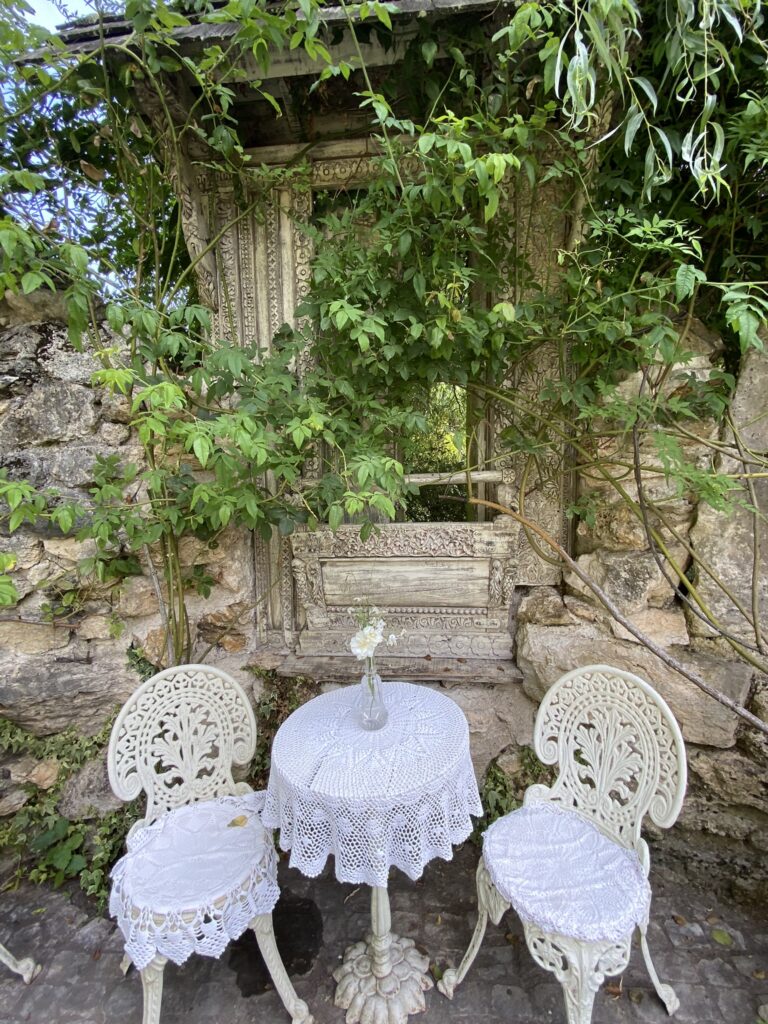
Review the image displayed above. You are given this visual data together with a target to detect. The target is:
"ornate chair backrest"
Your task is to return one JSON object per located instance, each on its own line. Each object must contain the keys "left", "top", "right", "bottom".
{"left": 525, "top": 665, "right": 686, "bottom": 868}
{"left": 108, "top": 664, "right": 257, "bottom": 827}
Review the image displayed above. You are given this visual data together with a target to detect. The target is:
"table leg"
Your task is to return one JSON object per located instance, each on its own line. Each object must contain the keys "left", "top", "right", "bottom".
{"left": 333, "top": 886, "right": 433, "bottom": 1024}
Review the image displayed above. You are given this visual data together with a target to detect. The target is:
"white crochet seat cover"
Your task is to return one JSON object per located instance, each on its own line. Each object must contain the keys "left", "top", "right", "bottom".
{"left": 109, "top": 791, "right": 279, "bottom": 970}
{"left": 483, "top": 802, "right": 651, "bottom": 943}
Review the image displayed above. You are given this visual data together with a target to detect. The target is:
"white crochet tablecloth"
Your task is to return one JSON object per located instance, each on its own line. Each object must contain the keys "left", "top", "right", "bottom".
{"left": 110, "top": 791, "right": 279, "bottom": 970}
{"left": 262, "top": 681, "right": 482, "bottom": 887}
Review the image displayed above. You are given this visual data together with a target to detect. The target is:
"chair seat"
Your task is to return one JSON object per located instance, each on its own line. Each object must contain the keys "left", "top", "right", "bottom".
{"left": 482, "top": 802, "right": 651, "bottom": 944}
{"left": 109, "top": 791, "right": 279, "bottom": 969}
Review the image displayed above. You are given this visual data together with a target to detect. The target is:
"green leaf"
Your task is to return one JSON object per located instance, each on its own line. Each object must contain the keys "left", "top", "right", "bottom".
{"left": 421, "top": 39, "right": 438, "bottom": 66}
{"left": 192, "top": 434, "right": 211, "bottom": 467}
{"left": 21, "top": 271, "right": 43, "bottom": 294}
{"left": 710, "top": 928, "right": 733, "bottom": 947}
{"left": 675, "top": 263, "right": 706, "bottom": 302}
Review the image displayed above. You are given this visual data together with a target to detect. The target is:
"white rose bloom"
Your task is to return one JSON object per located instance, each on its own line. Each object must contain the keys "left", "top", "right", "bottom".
{"left": 350, "top": 625, "right": 382, "bottom": 660}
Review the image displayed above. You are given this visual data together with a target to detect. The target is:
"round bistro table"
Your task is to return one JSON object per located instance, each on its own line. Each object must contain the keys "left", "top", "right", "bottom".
{"left": 262, "top": 681, "right": 482, "bottom": 1024}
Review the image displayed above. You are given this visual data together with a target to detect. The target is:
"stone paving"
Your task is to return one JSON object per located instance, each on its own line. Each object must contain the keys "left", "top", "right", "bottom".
{"left": 0, "top": 842, "right": 766, "bottom": 1024}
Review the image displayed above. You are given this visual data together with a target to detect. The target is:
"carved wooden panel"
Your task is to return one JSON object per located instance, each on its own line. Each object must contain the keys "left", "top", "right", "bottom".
{"left": 290, "top": 522, "right": 523, "bottom": 660}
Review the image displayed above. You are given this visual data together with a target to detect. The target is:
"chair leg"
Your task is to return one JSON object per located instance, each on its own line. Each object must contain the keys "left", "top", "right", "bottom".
{"left": 251, "top": 913, "right": 313, "bottom": 1024}
{"left": 639, "top": 922, "right": 680, "bottom": 1015}
{"left": 438, "top": 859, "right": 510, "bottom": 999}
{"left": 140, "top": 955, "right": 167, "bottom": 1024}
{"left": 437, "top": 908, "right": 488, "bottom": 999}
{"left": 0, "top": 942, "right": 40, "bottom": 984}
{"left": 524, "top": 924, "right": 632, "bottom": 1024}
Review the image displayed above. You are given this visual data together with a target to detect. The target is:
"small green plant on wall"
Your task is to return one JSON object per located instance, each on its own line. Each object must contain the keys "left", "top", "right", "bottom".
{"left": 472, "top": 747, "right": 555, "bottom": 842}
{"left": 248, "top": 669, "right": 319, "bottom": 790}
{"left": 0, "top": 709, "right": 140, "bottom": 908}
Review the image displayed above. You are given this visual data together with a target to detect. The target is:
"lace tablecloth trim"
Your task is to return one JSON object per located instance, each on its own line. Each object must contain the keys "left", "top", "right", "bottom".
{"left": 110, "top": 792, "right": 279, "bottom": 970}
{"left": 264, "top": 756, "right": 482, "bottom": 887}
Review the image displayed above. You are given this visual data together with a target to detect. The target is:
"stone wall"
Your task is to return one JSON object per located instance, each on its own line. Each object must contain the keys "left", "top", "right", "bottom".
{"left": 514, "top": 329, "right": 768, "bottom": 891}
{"left": 0, "top": 318, "right": 263, "bottom": 819}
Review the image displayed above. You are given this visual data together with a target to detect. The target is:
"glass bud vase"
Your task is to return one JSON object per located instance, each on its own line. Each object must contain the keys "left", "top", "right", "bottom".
{"left": 359, "top": 662, "right": 388, "bottom": 731}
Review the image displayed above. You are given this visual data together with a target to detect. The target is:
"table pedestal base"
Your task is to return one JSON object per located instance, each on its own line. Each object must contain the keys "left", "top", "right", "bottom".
{"left": 333, "top": 887, "right": 433, "bottom": 1024}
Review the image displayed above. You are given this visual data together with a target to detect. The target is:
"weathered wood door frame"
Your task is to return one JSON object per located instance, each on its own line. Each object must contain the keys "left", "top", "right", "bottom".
{"left": 203, "top": 139, "right": 566, "bottom": 675}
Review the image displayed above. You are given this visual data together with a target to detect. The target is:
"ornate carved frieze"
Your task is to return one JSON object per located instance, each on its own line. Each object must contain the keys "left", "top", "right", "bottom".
{"left": 292, "top": 524, "right": 481, "bottom": 559}
{"left": 324, "top": 610, "right": 505, "bottom": 632}
{"left": 298, "top": 629, "right": 512, "bottom": 659}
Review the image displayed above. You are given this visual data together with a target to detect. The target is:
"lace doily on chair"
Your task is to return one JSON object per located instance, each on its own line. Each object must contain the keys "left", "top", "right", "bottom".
{"left": 483, "top": 802, "right": 651, "bottom": 943}
{"left": 109, "top": 791, "right": 279, "bottom": 970}
{"left": 262, "top": 682, "right": 482, "bottom": 887}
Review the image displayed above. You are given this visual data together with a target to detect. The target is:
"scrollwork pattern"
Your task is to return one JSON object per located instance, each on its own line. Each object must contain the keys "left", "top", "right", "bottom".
{"left": 532, "top": 666, "right": 686, "bottom": 851}
{"left": 108, "top": 665, "right": 257, "bottom": 824}
{"left": 524, "top": 922, "right": 631, "bottom": 1024}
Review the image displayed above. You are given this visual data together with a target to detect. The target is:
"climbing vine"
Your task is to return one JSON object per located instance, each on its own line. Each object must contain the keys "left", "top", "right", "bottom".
{"left": 0, "top": 0, "right": 766, "bottom": 676}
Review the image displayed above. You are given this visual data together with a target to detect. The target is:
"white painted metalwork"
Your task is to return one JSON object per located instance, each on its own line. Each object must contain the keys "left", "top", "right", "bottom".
{"left": 0, "top": 943, "right": 40, "bottom": 984}
{"left": 438, "top": 664, "right": 687, "bottom": 1024}
{"left": 263, "top": 681, "right": 482, "bottom": 1024}
{"left": 107, "top": 664, "right": 312, "bottom": 1024}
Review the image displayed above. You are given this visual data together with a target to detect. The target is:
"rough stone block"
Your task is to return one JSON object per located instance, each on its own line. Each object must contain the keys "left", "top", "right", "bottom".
{"left": 517, "top": 586, "right": 575, "bottom": 626}
{"left": 118, "top": 576, "right": 160, "bottom": 618}
{"left": 609, "top": 606, "right": 689, "bottom": 647}
{"left": 428, "top": 681, "right": 536, "bottom": 777}
{"left": 57, "top": 754, "right": 123, "bottom": 820}
{"left": 77, "top": 615, "right": 113, "bottom": 640}
{"left": 0, "top": 380, "right": 97, "bottom": 448}
{"left": 0, "top": 621, "right": 70, "bottom": 655}
{"left": 517, "top": 622, "right": 754, "bottom": 747}
{"left": 565, "top": 548, "right": 686, "bottom": 616}
{"left": 688, "top": 747, "right": 768, "bottom": 816}
{"left": 42, "top": 535, "right": 98, "bottom": 563}
{"left": 687, "top": 348, "right": 768, "bottom": 646}
{"left": 0, "top": 643, "right": 140, "bottom": 735}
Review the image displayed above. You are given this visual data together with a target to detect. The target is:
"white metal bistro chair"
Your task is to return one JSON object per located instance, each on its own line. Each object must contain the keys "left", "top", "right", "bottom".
{"left": 438, "top": 664, "right": 687, "bottom": 1024}
{"left": 107, "top": 664, "right": 312, "bottom": 1024}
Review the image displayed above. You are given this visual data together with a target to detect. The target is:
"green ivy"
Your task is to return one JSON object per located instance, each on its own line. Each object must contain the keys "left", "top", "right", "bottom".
{"left": 0, "top": 700, "right": 140, "bottom": 907}
{"left": 248, "top": 669, "right": 319, "bottom": 790}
